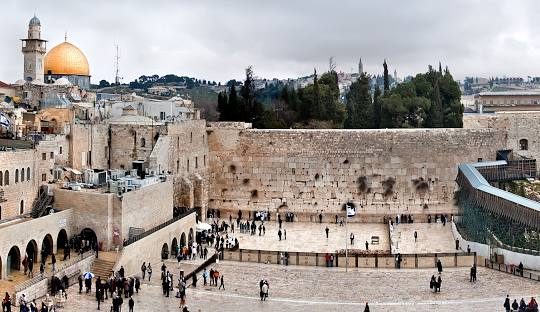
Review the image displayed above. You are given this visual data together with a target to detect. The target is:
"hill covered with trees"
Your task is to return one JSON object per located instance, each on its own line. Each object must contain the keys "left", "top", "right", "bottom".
{"left": 217, "top": 62, "right": 463, "bottom": 129}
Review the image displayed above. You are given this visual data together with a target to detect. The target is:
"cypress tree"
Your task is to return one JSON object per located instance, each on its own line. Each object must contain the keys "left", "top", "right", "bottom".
{"left": 373, "top": 85, "right": 382, "bottom": 128}
{"left": 428, "top": 79, "right": 444, "bottom": 127}
{"left": 383, "top": 59, "right": 390, "bottom": 92}
{"left": 217, "top": 92, "right": 226, "bottom": 121}
{"left": 228, "top": 83, "right": 240, "bottom": 120}
{"left": 344, "top": 73, "right": 373, "bottom": 129}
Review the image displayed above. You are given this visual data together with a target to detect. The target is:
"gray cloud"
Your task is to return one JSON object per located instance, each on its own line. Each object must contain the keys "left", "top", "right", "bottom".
{"left": 1, "top": 0, "right": 539, "bottom": 84}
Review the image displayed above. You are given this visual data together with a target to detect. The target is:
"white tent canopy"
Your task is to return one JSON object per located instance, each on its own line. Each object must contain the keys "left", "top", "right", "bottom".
{"left": 196, "top": 222, "right": 211, "bottom": 232}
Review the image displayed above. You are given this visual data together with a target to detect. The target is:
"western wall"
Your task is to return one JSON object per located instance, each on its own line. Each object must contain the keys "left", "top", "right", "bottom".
{"left": 207, "top": 123, "right": 506, "bottom": 221}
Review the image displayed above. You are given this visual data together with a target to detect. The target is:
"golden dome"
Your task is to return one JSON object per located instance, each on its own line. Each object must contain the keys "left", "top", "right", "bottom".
{"left": 44, "top": 41, "right": 90, "bottom": 76}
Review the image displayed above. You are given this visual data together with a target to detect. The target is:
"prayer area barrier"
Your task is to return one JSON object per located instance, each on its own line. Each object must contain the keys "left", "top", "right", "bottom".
{"left": 221, "top": 248, "right": 476, "bottom": 269}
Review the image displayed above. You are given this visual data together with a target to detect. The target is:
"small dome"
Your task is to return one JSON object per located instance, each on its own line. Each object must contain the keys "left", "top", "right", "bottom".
{"left": 13, "top": 79, "right": 26, "bottom": 86}
{"left": 44, "top": 41, "right": 90, "bottom": 76}
{"left": 29, "top": 16, "right": 41, "bottom": 27}
{"left": 54, "top": 77, "right": 72, "bottom": 86}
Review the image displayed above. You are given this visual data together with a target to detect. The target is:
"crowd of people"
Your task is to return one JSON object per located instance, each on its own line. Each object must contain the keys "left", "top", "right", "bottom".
{"left": 504, "top": 295, "right": 538, "bottom": 312}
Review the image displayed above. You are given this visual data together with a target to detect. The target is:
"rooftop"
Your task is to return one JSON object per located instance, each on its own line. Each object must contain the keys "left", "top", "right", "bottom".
{"left": 477, "top": 91, "right": 540, "bottom": 97}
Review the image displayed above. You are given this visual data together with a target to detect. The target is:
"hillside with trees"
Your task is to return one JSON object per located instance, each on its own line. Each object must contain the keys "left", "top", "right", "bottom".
{"left": 217, "top": 62, "right": 463, "bottom": 129}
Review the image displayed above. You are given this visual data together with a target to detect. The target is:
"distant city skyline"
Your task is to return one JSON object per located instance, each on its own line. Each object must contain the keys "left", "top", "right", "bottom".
{"left": 1, "top": 0, "right": 540, "bottom": 84}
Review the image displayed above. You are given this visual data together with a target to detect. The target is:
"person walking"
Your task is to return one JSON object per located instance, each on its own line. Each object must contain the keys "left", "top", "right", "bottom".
{"left": 470, "top": 265, "right": 477, "bottom": 282}
{"left": 147, "top": 264, "right": 152, "bottom": 282}
{"left": 261, "top": 281, "right": 269, "bottom": 301}
{"left": 284, "top": 229, "right": 286, "bottom": 240}
{"left": 51, "top": 253, "right": 56, "bottom": 273}
{"left": 218, "top": 275, "right": 225, "bottom": 290}
{"left": 437, "top": 259, "right": 443, "bottom": 274}
{"left": 436, "top": 275, "right": 442, "bottom": 292}
{"left": 319, "top": 213, "right": 323, "bottom": 223}
{"left": 363, "top": 302, "right": 370, "bottom": 312}
{"left": 2, "top": 292, "right": 11, "bottom": 312}
{"left": 350, "top": 233, "right": 354, "bottom": 245}
{"left": 504, "top": 295, "right": 511, "bottom": 312}
{"left": 365, "top": 241, "right": 369, "bottom": 251}
{"left": 141, "top": 262, "right": 146, "bottom": 280}
{"left": 512, "top": 299, "right": 519, "bottom": 311}
{"left": 325, "top": 227, "right": 329, "bottom": 239}
{"left": 128, "top": 296, "right": 134, "bottom": 312}
{"left": 414, "top": 231, "right": 418, "bottom": 243}
{"left": 202, "top": 268, "right": 208, "bottom": 286}
{"left": 278, "top": 229, "right": 282, "bottom": 241}
{"left": 78, "top": 274, "right": 83, "bottom": 293}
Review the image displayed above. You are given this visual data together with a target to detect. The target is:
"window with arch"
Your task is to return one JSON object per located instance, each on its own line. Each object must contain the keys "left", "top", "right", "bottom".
{"left": 0, "top": 171, "right": 2, "bottom": 186}
{"left": 15, "top": 169, "right": 19, "bottom": 183}
{"left": 4, "top": 170, "right": 9, "bottom": 185}
{"left": 190, "top": 132, "right": 193, "bottom": 143}
{"left": 20, "top": 200, "right": 24, "bottom": 215}
{"left": 27, "top": 167, "right": 30, "bottom": 181}
{"left": 519, "top": 139, "right": 529, "bottom": 151}
{"left": 21, "top": 168, "right": 25, "bottom": 182}
{"left": 141, "top": 137, "right": 146, "bottom": 148}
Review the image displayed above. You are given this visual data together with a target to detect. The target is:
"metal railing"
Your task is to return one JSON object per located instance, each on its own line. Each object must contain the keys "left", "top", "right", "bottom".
{"left": 123, "top": 209, "right": 196, "bottom": 247}
{"left": 14, "top": 250, "right": 95, "bottom": 293}
{"left": 484, "top": 259, "right": 540, "bottom": 281}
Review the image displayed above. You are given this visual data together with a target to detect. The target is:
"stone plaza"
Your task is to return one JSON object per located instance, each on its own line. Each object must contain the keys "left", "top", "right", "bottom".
{"left": 61, "top": 260, "right": 539, "bottom": 312}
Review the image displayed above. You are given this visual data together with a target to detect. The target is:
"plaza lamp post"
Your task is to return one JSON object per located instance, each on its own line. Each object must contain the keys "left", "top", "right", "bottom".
{"left": 344, "top": 202, "right": 356, "bottom": 273}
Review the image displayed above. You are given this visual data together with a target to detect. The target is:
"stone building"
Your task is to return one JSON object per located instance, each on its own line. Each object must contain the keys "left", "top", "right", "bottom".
{"left": 474, "top": 91, "right": 540, "bottom": 112}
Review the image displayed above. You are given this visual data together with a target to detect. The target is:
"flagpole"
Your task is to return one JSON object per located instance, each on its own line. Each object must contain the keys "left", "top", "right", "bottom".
{"left": 345, "top": 205, "right": 348, "bottom": 273}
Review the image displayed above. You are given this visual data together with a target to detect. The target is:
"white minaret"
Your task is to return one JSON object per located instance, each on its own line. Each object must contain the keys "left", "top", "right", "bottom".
{"left": 21, "top": 15, "right": 47, "bottom": 82}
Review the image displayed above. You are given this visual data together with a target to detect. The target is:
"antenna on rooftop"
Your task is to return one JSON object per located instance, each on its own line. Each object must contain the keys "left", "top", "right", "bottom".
{"left": 329, "top": 57, "right": 336, "bottom": 73}
{"left": 114, "top": 44, "right": 123, "bottom": 86}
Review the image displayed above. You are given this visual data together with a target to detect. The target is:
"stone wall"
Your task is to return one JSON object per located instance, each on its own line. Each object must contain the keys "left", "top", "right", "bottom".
{"left": 166, "top": 120, "right": 209, "bottom": 212}
{"left": 54, "top": 188, "right": 114, "bottom": 249}
{"left": 54, "top": 180, "right": 173, "bottom": 251}
{"left": 0, "top": 209, "right": 74, "bottom": 279}
{"left": 119, "top": 179, "right": 173, "bottom": 238}
{"left": 0, "top": 149, "right": 37, "bottom": 218}
{"left": 109, "top": 124, "right": 163, "bottom": 170}
{"left": 464, "top": 112, "right": 540, "bottom": 163}
{"left": 70, "top": 123, "right": 109, "bottom": 171}
{"left": 14, "top": 252, "right": 94, "bottom": 303}
{"left": 208, "top": 126, "right": 506, "bottom": 220}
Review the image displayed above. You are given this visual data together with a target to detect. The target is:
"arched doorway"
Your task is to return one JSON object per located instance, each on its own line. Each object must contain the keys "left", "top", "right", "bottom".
{"left": 41, "top": 234, "right": 53, "bottom": 261}
{"left": 161, "top": 243, "right": 169, "bottom": 260}
{"left": 188, "top": 228, "right": 194, "bottom": 244}
{"left": 80, "top": 228, "right": 97, "bottom": 252}
{"left": 57, "top": 229, "right": 68, "bottom": 258}
{"left": 7, "top": 246, "right": 21, "bottom": 274}
{"left": 25, "top": 240, "right": 38, "bottom": 263}
{"left": 180, "top": 233, "right": 186, "bottom": 248}
{"left": 171, "top": 238, "right": 178, "bottom": 257}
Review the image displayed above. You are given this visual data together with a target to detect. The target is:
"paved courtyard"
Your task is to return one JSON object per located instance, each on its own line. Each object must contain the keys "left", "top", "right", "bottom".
{"left": 393, "top": 223, "right": 457, "bottom": 254}
{"left": 230, "top": 221, "right": 390, "bottom": 253}
{"left": 59, "top": 261, "right": 538, "bottom": 312}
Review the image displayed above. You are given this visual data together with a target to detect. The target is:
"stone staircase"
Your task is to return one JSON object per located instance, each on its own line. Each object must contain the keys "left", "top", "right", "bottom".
{"left": 90, "top": 253, "right": 118, "bottom": 279}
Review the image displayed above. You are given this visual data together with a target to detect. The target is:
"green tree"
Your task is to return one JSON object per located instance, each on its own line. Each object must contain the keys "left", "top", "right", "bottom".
{"left": 217, "top": 91, "right": 230, "bottom": 121}
{"left": 98, "top": 80, "right": 110, "bottom": 88}
{"left": 310, "top": 69, "right": 326, "bottom": 120}
{"left": 383, "top": 59, "right": 390, "bottom": 92}
{"left": 373, "top": 85, "right": 382, "bottom": 128}
{"left": 344, "top": 73, "right": 373, "bottom": 128}
{"left": 427, "top": 79, "right": 444, "bottom": 127}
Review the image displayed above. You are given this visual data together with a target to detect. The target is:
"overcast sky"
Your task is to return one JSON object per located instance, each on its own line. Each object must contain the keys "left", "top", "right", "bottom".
{"left": 1, "top": 0, "right": 540, "bottom": 84}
